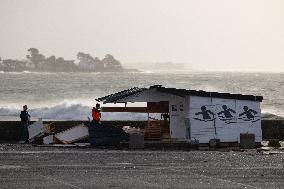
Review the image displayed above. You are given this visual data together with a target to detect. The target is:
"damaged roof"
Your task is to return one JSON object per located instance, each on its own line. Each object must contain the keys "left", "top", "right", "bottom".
{"left": 96, "top": 85, "right": 263, "bottom": 103}
{"left": 154, "top": 85, "right": 263, "bottom": 102}
{"left": 96, "top": 87, "right": 147, "bottom": 103}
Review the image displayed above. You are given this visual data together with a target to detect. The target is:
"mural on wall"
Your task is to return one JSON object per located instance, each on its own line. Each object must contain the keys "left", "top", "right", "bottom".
{"left": 194, "top": 104, "right": 260, "bottom": 125}
{"left": 238, "top": 106, "right": 260, "bottom": 123}
{"left": 194, "top": 104, "right": 237, "bottom": 124}
{"left": 193, "top": 105, "right": 217, "bottom": 135}
{"left": 194, "top": 106, "right": 215, "bottom": 122}
{"left": 190, "top": 96, "right": 262, "bottom": 143}
{"left": 217, "top": 105, "right": 237, "bottom": 124}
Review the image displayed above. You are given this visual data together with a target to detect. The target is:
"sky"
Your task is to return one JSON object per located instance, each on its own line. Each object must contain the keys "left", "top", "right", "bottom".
{"left": 0, "top": 0, "right": 284, "bottom": 71}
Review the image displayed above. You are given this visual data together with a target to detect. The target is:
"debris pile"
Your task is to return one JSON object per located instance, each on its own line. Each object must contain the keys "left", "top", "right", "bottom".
{"left": 88, "top": 122, "right": 129, "bottom": 146}
{"left": 28, "top": 119, "right": 129, "bottom": 146}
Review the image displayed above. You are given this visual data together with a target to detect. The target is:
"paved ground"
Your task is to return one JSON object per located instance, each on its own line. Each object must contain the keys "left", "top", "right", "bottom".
{"left": 0, "top": 144, "right": 283, "bottom": 189}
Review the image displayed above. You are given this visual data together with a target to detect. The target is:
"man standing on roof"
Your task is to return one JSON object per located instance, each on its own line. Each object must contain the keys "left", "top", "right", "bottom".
{"left": 92, "top": 103, "right": 101, "bottom": 126}
{"left": 20, "top": 105, "right": 30, "bottom": 143}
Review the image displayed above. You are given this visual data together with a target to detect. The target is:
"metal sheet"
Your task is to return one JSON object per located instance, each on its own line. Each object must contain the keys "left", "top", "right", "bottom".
{"left": 55, "top": 124, "right": 89, "bottom": 144}
{"left": 43, "top": 135, "right": 54, "bottom": 144}
{"left": 28, "top": 118, "right": 44, "bottom": 142}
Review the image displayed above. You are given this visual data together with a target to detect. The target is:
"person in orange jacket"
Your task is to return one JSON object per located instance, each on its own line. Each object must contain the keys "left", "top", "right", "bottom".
{"left": 92, "top": 103, "right": 101, "bottom": 125}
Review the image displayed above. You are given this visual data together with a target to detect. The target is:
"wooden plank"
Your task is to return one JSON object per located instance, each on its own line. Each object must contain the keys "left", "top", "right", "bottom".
{"left": 102, "top": 107, "right": 147, "bottom": 112}
{"left": 102, "top": 107, "right": 168, "bottom": 113}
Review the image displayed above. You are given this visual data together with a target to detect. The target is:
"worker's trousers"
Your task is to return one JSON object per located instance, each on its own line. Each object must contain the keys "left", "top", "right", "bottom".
{"left": 21, "top": 123, "right": 29, "bottom": 143}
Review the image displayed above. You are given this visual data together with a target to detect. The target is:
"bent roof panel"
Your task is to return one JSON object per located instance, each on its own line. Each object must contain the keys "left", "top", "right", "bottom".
{"left": 96, "top": 87, "right": 147, "bottom": 103}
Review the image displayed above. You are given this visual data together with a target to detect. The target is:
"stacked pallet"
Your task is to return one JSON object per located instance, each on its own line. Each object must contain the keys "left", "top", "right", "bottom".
{"left": 145, "top": 120, "right": 171, "bottom": 141}
{"left": 144, "top": 121, "right": 162, "bottom": 140}
{"left": 161, "top": 121, "right": 170, "bottom": 142}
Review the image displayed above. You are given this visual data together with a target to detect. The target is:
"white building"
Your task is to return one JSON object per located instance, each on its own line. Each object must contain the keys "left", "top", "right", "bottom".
{"left": 97, "top": 85, "right": 263, "bottom": 143}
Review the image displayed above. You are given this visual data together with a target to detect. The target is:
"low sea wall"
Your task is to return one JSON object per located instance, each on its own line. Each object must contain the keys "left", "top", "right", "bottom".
{"left": 0, "top": 121, "right": 146, "bottom": 142}
{"left": 0, "top": 120, "right": 283, "bottom": 142}
{"left": 262, "top": 120, "right": 284, "bottom": 140}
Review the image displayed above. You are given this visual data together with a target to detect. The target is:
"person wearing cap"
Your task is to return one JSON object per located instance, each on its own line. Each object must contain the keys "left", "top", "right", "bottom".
{"left": 20, "top": 105, "right": 30, "bottom": 143}
{"left": 92, "top": 103, "right": 101, "bottom": 126}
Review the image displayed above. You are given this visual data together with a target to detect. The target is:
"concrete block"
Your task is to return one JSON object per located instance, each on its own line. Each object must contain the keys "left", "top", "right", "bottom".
{"left": 209, "top": 139, "right": 220, "bottom": 147}
{"left": 240, "top": 133, "right": 255, "bottom": 149}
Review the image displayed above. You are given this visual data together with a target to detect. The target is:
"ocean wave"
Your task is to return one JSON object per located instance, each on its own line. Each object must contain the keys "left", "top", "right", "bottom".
{"left": 0, "top": 102, "right": 150, "bottom": 121}
{"left": 0, "top": 102, "right": 283, "bottom": 121}
{"left": 140, "top": 70, "right": 155, "bottom": 74}
{"left": 0, "top": 71, "right": 56, "bottom": 75}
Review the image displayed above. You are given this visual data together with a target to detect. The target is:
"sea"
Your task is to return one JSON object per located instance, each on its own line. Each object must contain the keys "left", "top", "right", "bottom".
{"left": 0, "top": 71, "right": 283, "bottom": 121}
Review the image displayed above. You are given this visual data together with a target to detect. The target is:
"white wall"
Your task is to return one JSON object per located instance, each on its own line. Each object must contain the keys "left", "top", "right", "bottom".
{"left": 236, "top": 100, "right": 262, "bottom": 142}
{"left": 189, "top": 96, "right": 262, "bottom": 143}
{"left": 189, "top": 96, "right": 216, "bottom": 143}
{"left": 169, "top": 98, "right": 187, "bottom": 140}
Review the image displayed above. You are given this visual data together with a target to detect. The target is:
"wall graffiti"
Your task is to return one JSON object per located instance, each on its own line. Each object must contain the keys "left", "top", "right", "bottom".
{"left": 238, "top": 106, "right": 260, "bottom": 123}
{"left": 217, "top": 105, "right": 236, "bottom": 124}
{"left": 194, "top": 106, "right": 217, "bottom": 134}
{"left": 193, "top": 105, "right": 260, "bottom": 125}
{"left": 194, "top": 106, "right": 215, "bottom": 122}
{"left": 189, "top": 96, "right": 262, "bottom": 143}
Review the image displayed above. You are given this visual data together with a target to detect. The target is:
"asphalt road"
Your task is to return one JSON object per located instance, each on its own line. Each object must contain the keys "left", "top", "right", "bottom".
{"left": 0, "top": 144, "right": 283, "bottom": 189}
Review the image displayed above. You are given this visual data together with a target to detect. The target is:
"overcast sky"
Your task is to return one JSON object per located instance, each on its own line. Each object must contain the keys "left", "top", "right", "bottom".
{"left": 0, "top": 0, "right": 283, "bottom": 71}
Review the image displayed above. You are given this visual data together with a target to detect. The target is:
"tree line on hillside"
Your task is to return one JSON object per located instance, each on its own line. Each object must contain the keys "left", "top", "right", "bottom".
{"left": 0, "top": 48, "right": 125, "bottom": 72}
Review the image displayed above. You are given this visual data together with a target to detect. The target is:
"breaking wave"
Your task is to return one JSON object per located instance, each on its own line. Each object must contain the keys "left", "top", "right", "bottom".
{"left": 0, "top": 101, "right": 283, "bottom": 121}
{"left": 0, "top": 102, "right": 149, "bottom": 121}
{"left": 0, "top": 71, "right": 57, "bottom": 75}
{"left": 0, "top": 71, "right": 283, "bottom": 121}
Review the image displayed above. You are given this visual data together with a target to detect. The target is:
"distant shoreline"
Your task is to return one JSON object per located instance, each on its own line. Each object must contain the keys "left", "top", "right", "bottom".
{"left": 0, "top": 68, "right": 141, "bottom": 73}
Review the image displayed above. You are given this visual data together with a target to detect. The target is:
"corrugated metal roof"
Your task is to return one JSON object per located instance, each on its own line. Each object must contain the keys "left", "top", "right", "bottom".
{"left": 154, "top": 85, "right": 263, "bottom": 102}
{"left": 96, "top": 85, "right": 263, "bottom": 103}
{"left": 96, "top": 87, "right": 147, "bottom": 103}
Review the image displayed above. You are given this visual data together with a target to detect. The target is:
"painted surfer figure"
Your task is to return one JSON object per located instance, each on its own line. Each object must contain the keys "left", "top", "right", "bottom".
{"left": 218, "top": 105, "right": 236, "bottom": 118}
{"left": 239, "top": 106, "right": 260, "bottom": 122}
{"left": 217, "top": 105, "right": 237, "bottom": 124}
{"left": 194, "top": 106, "right": 215, "bottom": 122}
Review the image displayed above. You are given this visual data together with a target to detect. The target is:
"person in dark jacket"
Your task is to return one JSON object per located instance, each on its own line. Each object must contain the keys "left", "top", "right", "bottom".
{"left": 20, "top": 105, "right": 30, "bottom": 143}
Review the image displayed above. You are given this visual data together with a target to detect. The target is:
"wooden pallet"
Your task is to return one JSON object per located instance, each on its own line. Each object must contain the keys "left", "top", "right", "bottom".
{"left": 145, "top": 122, "right": 162, "bottom": 140}
{"left": 145, "top": 129, "right": 161, "bottom": 140}
{"left": 144, "top": 120, "right": 170, "bottom": 141}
